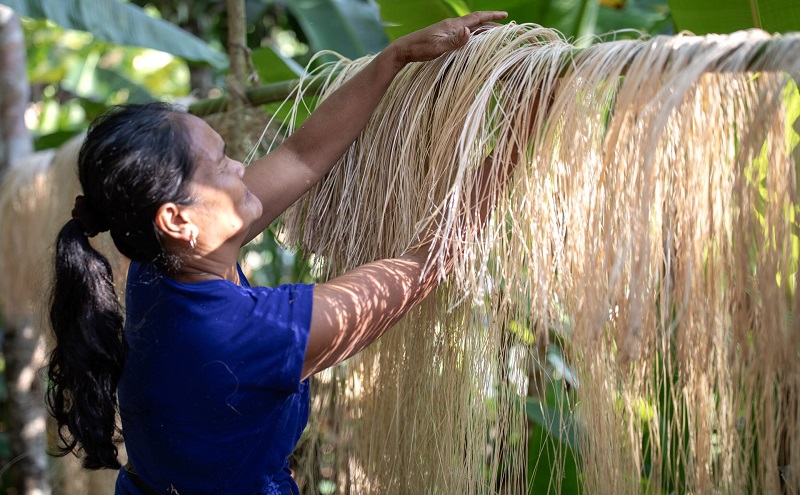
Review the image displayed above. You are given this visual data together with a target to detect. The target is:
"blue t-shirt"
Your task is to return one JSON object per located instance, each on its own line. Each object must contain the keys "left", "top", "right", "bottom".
{"left": 115, "top": 261, "right": 314, "bottom": 495}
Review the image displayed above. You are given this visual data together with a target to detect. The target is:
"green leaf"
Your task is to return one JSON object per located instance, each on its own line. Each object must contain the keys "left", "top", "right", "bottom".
{"left": 596, "top": 0, "right": 673, "bottom": 37}
{"left": 467, "top": 0, "right": 599, "bottom": 40}
{"left": 252, "top": 45, "right": 304, "bottom": 84}
{"left": 263, "top": 96, "right": 318, "bottom": 130}
{"left": 0, "top": 433, "right": 11, "bottom": 460}
{"left": 668, "top": 0, "right": 800, "bottom": 34}
{"left": 34, "top": 129, "right": 83, "bottom": 151}
{"left": 466, "top": 0, "right": 545, "bottom": 25}
{"left": 441, "top": 0, "right": 472, "bottom": 16}
{"left": 88, "top": 67, "right": 154, "bottom": 103}
{"left": 527, "top": 393, "right": 582, "bottom": 494}
{"left": 56, "top": 46, "right": 154, "bottom": 103}
{"left": 275, "top": 0, "right": 389, "bottom": 58}
{"left": 375, "top": 0, "right": 462, "bottom": 40}
{"left": 0, "top": 0, "right": 228, "bottom": 67}
{"left": 526, "top": 397, "right": 579, "bottom": 450}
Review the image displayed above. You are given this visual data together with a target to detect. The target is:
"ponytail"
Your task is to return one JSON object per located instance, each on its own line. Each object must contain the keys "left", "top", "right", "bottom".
{"left": 45, "top": 102, "right": 195, "bottom": 469}
{"left": 46, "top": 219, "right": 125, "bottom": 469}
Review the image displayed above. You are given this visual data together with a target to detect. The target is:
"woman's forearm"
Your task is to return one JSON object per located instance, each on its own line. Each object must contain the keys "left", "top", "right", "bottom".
{"left": 279, "top": 47, "right": 405, "bottom": 180}
{"left": 303, "top": 250, "right": 438, "bottom": 379}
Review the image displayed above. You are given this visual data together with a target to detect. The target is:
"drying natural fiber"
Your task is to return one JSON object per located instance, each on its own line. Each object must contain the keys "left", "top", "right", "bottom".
{"left": 0, "top": 136, "right": 125, "bottom": 325}
{"left": 0, "top": 148, "right": 56, "bottom": 322}
{"left": 268, "top": 23, "right": 800, "bottom": 494}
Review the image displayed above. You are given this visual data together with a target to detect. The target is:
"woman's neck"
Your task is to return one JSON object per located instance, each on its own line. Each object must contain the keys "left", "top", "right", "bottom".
{"left": 170, "top": 255, "right": 241, "bottom": 285}
{"left": 170, "top": 267, "right": 240, "bottom": 285}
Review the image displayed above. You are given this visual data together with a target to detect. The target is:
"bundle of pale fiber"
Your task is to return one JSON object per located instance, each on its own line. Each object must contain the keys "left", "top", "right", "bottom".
{"left": 276, "top": 23, "right": 800, "bottom": 495}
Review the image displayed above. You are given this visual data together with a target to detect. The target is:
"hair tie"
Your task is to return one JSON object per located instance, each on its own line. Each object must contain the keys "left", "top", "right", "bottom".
{"left": 71, "top": 195, "right": 110, "bottom": 237}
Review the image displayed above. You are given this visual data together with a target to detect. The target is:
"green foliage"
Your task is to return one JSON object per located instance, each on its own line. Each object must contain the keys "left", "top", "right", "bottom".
{"left": 526, "top": 380, "right": 581, "bottom": 494}
{"left": 668, "top": 0, "right": 800, "bottom": 34}
{"left": 21, "top": 18, "right": 190, "bottom": 149}
{"left": 0, "top": 0, "right": 228, "bottom": 67}
{"left": 470, "top": 0, "right": 600, "bottom": 42}
{"left": 595, "top": 0, "right": 673, "bottom": 37}
{"left": 252, "top": 45, "right": 303, "bottom": 83}
{"left": 240, "top": 231, "right": 314, "bottom": 287}
{"left": 375, "top": 0, "right": 465, "bottom": 41}
{"left": 526, "top": 398, "right": 578, "bottom": 451}
{"left": 265, "top": 0, "right": 388, "bottom": 60}
{"left": 371, "top": 0, "right": 673, "bottom": 44}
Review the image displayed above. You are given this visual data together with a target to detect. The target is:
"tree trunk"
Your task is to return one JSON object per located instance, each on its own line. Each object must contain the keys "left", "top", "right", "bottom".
{"left": 189, "top": 63, "right": 214, "bottom": 98}
{"left": 3, "top": 316, "right": 50, "bottom": 495}
{"left": 0, "top": 6, "right": 48, "bottom": 494}
{"left": 0, "top": 6, "right": 33, "bottom": 172}
{"left": 226, "top": 0, "right": 247, "bottom": 103}
{"left": 225, "top": 0, "right": 248, "bottom": 160}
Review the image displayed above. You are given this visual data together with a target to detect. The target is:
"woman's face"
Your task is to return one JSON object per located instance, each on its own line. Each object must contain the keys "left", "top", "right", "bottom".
{"left": 180, "top": 114, "right": 263, "bottom": 249}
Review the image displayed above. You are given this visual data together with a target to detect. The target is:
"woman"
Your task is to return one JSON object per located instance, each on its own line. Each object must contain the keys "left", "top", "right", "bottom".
{"left": 46, "top": 11, "right": 508, "bottom": 495}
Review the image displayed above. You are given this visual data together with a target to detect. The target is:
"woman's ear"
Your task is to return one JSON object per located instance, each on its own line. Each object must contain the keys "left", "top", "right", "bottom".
{"left": 155, "top": 202, "right": 196, "bottom": 243}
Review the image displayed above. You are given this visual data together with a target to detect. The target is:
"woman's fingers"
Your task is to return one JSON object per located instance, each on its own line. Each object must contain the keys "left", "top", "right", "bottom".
{"left": 470, "top": 22, "right": 504, "bottom": 34}
{"left": 456, "top": 11, "right": 507, "bottom": 37}
{"left": 391, "top": 11, "right": 509, "bottom": 64}
{"left": 462, "top": 11, "right": 508, "bottom": 26}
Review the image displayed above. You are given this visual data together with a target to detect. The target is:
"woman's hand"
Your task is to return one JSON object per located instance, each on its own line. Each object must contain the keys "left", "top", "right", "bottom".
{"left": 388, "top": 11, "right": 508, "bottom": 67}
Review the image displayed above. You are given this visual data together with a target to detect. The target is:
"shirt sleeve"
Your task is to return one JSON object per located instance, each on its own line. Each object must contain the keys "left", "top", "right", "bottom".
{"left": 232, "top": 283, "right": 315, "bottom": 393}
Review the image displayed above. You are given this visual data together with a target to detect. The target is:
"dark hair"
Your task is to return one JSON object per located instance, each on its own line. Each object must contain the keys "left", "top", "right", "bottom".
{"left": 46, "top": 102, "right": 195, "bottom": 469}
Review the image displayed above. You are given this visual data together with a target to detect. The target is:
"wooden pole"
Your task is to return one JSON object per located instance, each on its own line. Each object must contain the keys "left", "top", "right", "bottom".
{"left": 189, "top": 74, "right": 329, "bottom": 116}
{"left": 225, "top": 0, "right": 248, "bottom": 159}
{"left": 188, "top": 35, "right": 796, "bottom": 118}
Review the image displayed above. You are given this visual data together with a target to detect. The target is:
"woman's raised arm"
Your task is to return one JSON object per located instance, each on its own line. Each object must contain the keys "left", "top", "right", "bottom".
{"left": 241, "top": 11, "right": 507, "bottom": 244}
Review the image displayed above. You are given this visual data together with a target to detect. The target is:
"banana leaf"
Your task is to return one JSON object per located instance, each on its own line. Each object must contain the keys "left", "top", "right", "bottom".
{"left": 375, "top": 0, "right": 469, "bottom": 40}
{"left": 0, "top": 0, "right": 227, "bottom": 67}
{"left": 267, "top": 0, "right": 389, "bottom": 58}
{"left": 668, "top": 0, "right": 800, "bottom": 34}
{"left": 468, "top": 0, "right": 599, "bottom": 40}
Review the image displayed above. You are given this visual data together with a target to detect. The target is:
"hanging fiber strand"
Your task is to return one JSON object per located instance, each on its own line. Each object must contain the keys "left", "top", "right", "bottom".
{"left": 261, "top": 23, "right": 800, "bottom": 494}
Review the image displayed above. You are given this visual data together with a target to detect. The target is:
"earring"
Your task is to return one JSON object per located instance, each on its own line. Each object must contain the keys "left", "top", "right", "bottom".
{"left": 189, "top": 231, "right": 197, "bottom": 250}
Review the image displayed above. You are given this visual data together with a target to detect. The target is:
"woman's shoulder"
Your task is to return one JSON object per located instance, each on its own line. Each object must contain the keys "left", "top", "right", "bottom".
{"left": 124, "top": 262, "right": 315, "bottom": 390}
{"left": 126, "top": 261, "right": 314, "bottom": 317}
